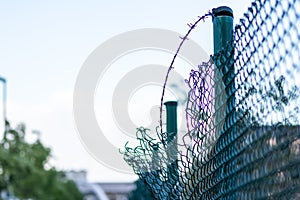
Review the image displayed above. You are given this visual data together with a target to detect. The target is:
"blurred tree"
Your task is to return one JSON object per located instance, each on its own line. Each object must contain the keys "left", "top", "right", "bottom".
{"left": 128, "top": 179, "right": 155, "bottom": 200}
{"left": 0, "top": 122, "right": 83, "bottom": 200}
{"left": 237, "top": 75, "right": 300, "bottom": 127}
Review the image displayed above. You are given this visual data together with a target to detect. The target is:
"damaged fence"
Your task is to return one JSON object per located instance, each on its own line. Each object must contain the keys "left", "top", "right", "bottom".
{"left": 123, "top": 0, "right": 300, "bottom": 199}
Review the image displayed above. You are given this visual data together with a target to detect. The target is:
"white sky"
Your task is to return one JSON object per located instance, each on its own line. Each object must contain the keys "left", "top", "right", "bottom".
{"left": 0, "top": 0, "right": 251, "bottom": 182}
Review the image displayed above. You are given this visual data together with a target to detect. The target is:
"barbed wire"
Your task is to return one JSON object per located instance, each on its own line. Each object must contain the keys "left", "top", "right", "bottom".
{"left": 159, "top": 11, "right": 213, "bottom": 136}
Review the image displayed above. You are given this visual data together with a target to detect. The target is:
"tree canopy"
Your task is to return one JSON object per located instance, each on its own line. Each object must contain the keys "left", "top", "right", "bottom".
{"left": 0, "top": 122, "right": 83, "bottom": 200}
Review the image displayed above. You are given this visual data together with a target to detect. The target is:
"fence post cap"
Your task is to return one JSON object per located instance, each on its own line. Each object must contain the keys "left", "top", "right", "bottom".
{"left": 164, "top": 101, "right": 178, "bottom": 106}
{"left": 212, "top": 6, "right": 233, "bottom": 18}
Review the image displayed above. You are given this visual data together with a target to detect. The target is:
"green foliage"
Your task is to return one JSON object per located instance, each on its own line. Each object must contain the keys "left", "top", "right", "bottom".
{"left": 260, "top": 75, "right": 300, "bottom": 124}
{"left": 237, "top": 75, "right": 300, "bottom": 127}
{"left": 0, "top": 122, "right": 83, "bottom": 200}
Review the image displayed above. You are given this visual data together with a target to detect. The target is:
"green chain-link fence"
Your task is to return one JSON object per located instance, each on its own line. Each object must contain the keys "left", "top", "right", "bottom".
{"left": 123, "top": 0, "right": 300, "bottom": 199}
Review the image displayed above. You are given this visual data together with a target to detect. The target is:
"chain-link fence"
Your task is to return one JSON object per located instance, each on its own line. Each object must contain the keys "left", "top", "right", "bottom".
{"left": 123, "top": 0, "right": 300, "bottom": 199}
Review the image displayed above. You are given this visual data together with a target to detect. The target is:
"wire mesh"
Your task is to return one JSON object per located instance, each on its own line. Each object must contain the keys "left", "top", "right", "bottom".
{"left": 122, "top": 0, "right": 300, "bottom": 199}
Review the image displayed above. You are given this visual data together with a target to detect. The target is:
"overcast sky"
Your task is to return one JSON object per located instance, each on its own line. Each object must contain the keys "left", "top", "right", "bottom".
{"left": 0, "top": 0, "right": 251, "bottom": 182}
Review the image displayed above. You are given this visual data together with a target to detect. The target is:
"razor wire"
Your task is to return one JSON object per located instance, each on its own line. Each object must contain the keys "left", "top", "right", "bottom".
{"left": 122, "top": 0, "right": 300, "bottom": 199}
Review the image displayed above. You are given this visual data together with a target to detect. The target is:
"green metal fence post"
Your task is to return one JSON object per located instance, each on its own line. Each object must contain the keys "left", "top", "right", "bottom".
{"left": 164, "top": 101, "right": 178, "bottom": 142}
{"left": 164, "top": 101, "right": 178, "bottom": 192}
{"left": 212, "top": 6, "right": 235, "bottom": 137}
{"left": 213, "top": 6, "right": 234, "bottom": 54}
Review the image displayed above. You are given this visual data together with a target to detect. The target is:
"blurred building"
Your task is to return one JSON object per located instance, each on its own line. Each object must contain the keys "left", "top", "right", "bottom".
{"left": 66, "top": 170, "right": 109, "bottom": 200}
{"left": 66, "top": 170, "right": 136, "bottom": 200}
{"left": 97, "top": 182, "right": 136, "bottom": 200}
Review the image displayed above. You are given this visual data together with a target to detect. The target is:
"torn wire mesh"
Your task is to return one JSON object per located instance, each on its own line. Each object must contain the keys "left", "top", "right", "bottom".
{"left": 123, "top": 0, "right": 300, "bottom": 199}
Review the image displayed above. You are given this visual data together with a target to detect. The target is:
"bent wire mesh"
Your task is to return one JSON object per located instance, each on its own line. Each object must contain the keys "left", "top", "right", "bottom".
{"left": 122, "top": 0, "right": 300, "bottom": 199}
